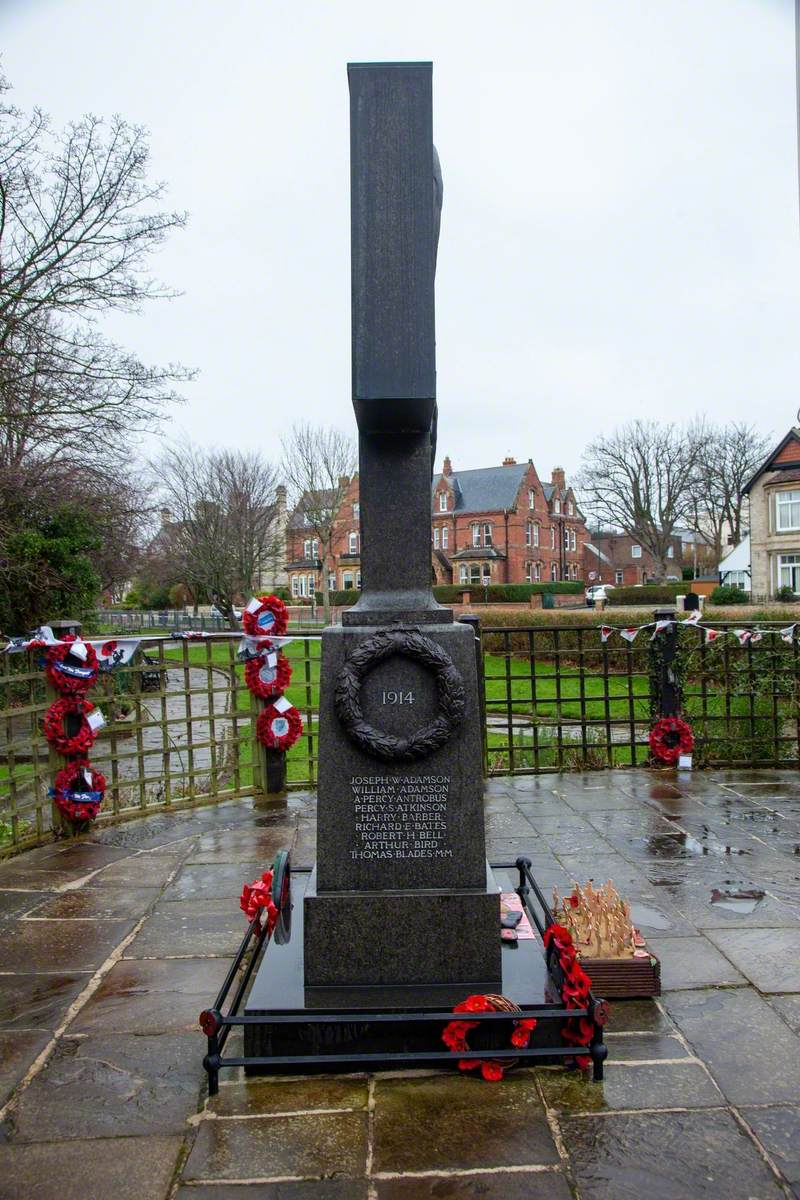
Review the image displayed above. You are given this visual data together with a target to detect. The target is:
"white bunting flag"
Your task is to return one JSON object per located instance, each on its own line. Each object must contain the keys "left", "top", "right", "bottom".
{"left": 273, "top": 695, "right": 293, "bottom": 714}
{"left": 620, "top": 627, "right": 639, "bottom": 643}
{"left": 650, "top": 619, "right": 673, "bottom": 640}
{"left": 780, "top": 625, "right": 796, "bottom": 644}
{"left": 750, "top": 630, "right": 764, "bottom": 644}
{"left": 87, "top": 710, "right": 106, "bottom": 732}
{"left": 682, "top": 610, "right": 701, "bottom": 625}
{"left": 704, "top": 628, "right": 720, "bottom": 643}
{"left": 600, "top": 626, "right": 613, "bottom": 643}
{"left": 733, "top": 629, "right": 752, "bottom": 646}
{"left": 92, "top": 639, "right": 142, "bottom": 671}
{"left": 3, "top": 625, "right": 58, "bottom": 653}
{"left": 176, "top": 630, "right": 209, "bottom": 640}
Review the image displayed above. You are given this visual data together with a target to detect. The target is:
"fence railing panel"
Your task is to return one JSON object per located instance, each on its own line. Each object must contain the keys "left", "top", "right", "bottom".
{"left": 1, "top": 631, "right": 322, "bottom": 855}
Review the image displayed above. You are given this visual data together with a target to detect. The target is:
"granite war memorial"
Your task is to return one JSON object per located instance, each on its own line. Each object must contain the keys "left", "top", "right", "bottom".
{"left": 202, "top": 62, "right": 607, "bottom": 1084}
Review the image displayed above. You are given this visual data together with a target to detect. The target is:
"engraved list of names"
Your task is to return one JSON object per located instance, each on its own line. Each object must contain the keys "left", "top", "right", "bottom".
{"left": 350, "top": 775, "right": 451, "bottom": 860}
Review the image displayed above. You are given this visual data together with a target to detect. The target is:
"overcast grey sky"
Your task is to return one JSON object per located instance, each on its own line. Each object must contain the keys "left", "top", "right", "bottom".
{"left": 4, "top": 0, "right": 799, "bottom": 478}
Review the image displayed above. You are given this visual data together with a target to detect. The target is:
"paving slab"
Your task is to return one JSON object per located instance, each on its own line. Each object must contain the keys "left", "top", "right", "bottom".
{"left": 24, "top": 886, "right": 161, "bottom": 921}
{"left": 187, "top": 823, "right": 296, "bottom": 864}
{"left": 0, "top": 1134, "right": 182, "bottom": 1200}
{"left": 537, "top": 1060, "right": 721, "bottom": 1112}
{"left": 604, "top": 998, "right": 675, "bottom": 1034}
{"left": 163, "top": 861, "right": 267, "bottom": 902}
{"left": 71, "top": 956, "right": 226, "bottom": 1034}
{"left": 602, "top": 1033, "right": 691, "bottom": 1060}
{"left": 0, "top": 971, "right": 89, "bottom": 1029}
{"left": 373, "top": 1074, "right": 558, "bottom": 1174}
{"left": 208, "top": 1074, "right": 368, "bottom": 1117}
{"left": 559, "top": 1108, "right": 786, "bottom": 1200}
{"left": 0, "top": 917, "right": 132, "bottom": 972}
{"left": 768, "top": 992, "right": 800, "bottom": 1033}
{"left": 183, "top": 1111, "right": 368, "bottom": 1181}
{"left": 374, "top": 1172, "right": 573, "bottom": 1200}
{"left": 741, "top": 1105, "right": 800, "bottom": 1187}
{"left": 664, "top": 987, "right": 800, "bottom": 1105}
{"left": 644, "top": 934, "right": 746, "bottom": 990}
{"left": 0, "top": 890, "right": 47, "bottom": 920}
{"left": 0, "top": 1028, "right": 50, "bottom": 1106}
{"left": 5, "top": 1032, "right": 201, "bottom": 1141}
{"left": 703, "top": 927, "right": 800, "bottom": 992}
{"left": 175, "top": 1185, "right": 369, "bottom": 1200}
{"left": 125, "top": 897, "right": 246, "bottom": 958}
{"left": 90, "top": 851, "right": 187, "bottom": 889}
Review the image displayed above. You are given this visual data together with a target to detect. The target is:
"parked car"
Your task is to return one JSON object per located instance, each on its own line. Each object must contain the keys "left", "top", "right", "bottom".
{"left": 210, "top": 605, "right": 243, "bottom": 621}
{"left": 585, "top": 585, "right": 610, "bottom": 607}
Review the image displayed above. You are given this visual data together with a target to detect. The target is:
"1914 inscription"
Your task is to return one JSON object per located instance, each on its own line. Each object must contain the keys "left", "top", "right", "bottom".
{"left": 350, "top": 774, "right": 451, "bottom": 860}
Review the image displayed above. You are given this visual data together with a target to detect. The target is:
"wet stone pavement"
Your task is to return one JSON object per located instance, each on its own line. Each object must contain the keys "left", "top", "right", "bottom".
{"left": 1, "top": 768, "right": 800, "bottom": 1198}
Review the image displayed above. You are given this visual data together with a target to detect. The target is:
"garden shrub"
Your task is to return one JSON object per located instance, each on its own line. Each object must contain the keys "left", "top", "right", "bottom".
{"left": 605, "top": 584, "right": 684, "bottom": 606}
{"left": 710, "top": 584, "right": 750, "bottom": 606}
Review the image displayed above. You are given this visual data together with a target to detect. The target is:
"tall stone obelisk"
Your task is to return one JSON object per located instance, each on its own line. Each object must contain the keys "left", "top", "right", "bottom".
{"left": 303, "top": 63, "right": 501, "bottom": 990}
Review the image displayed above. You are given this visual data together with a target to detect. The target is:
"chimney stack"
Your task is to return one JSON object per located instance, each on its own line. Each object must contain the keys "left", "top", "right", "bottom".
{"left": 442, "top": 456, "right": 453, "bottom": 477}
{"left": 338, "top": 475, "right": 350, "bottom": 490}
{"left": 551, "top": 466, "right": 566, "bottom": 490}
{"left": 502, "top": 456, "right": 517, "bottom": 467}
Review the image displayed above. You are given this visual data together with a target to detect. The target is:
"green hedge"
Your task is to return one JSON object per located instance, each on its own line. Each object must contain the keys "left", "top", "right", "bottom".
{"left": 709, "top": 585, "right": 750, "bottom": 606}
{"left": 433, "top": 582, "right": 584, "bottom": 603}
{"left": 605, "top": 584, "right": 687, "bottom": 606}
{"left": 315, "top": 588, "right": 358, "bottom": 606}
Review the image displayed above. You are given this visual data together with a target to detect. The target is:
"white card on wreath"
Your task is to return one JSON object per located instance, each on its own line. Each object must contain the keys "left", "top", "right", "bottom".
{"left": 678, "top": 754, "right": 693, "bottom": 770}
{"left": 245, "top": 597, "right": 261, "bottom": 614}
{"left": 273, "top": 695, "right": 293, "bottom": 714}
{"left": 71, "top": 639, "right": 88, "bottom": 661}
{"left": 87, "top": 711, "right": 106, "bottom": 732}
{"left": 267, "top": 652, "right": 278, "bottom": 667}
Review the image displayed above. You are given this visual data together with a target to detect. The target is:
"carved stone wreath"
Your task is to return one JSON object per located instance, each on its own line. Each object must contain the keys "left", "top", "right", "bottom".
{"left": 335, "top": 629, "right": 466, "bottom": 762}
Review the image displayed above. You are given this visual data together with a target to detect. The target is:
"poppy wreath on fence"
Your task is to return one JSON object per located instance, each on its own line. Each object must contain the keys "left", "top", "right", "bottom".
{"left": 441, "top": 993, "right": 537, "bottom": 1082}
{"left": 43, "top": 696, "right": 97, "bottom": 756}
{"left": 239, "top": 868, "right": 279, "bottom": 933}
{"left": 649, "top": 716, "right": 694, "bottom": 765}
{"left": 50, "top": 759, "right": 106, "bottom": 822}
{"left": 45, "top": 636, "right": 99, "bottom": 695}
{"left": 543, "top": 923, "right": 598, "bottom": 1071}
{"left": 242, "top": 595, "right": 288, "bottom": 638}
{"left": 256, "top": 701, "right": 303, "bottom": 751}
{"left": 244, "top": 650, "right": 292, "bottom": 700}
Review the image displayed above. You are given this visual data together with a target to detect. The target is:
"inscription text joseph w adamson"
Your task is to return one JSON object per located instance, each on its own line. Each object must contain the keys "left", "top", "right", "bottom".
{"left": 350, "top": 775, "right": 451, "bottom": 860}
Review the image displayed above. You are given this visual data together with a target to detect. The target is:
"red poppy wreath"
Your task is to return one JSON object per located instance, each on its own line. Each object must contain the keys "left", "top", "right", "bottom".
{"left": 45, "top": 636, "right": 99, "bottom": 694}
{"left": 544, "top": 923, "right": 596, "bottom": 1070}
{"left": 256, "top": 701, "right": 302, "bottom": 751}
{"left": 649, "top": 716, "right": 694, "bottom": 765}
{"left": 244, "top": 651, "right": 292, "bottom": 700}
{"left": 242, "top": 595, "right": 288, "bottom": 638}
{"left": 50, "top": 760, "right": 106, "bottom": 822}
{"left": 43, "top": 697, "right": 98, "bottom": 755}
{"left": 442, "top": 993, "right": 537, "bottom": 1081}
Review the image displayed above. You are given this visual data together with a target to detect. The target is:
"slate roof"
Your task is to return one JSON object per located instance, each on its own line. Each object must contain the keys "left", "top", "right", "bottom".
{"left": 743, "top": 428, "right": 800, "bottom": 494}
{"left": 434, "top": 463, "right": 527, "bottom": 512}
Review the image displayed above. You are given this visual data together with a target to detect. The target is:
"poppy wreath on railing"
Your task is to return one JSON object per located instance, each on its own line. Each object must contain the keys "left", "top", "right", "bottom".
{"left": 544, "top": 923, "right": 596, "bottom": 1071}
{"left": 442, "top": 993, "right": 537, "bottom": 1082}
{"left": 239, "top": 868, "right": 279, "bottom": 933}
{"left": 242, "top": 595, "right": 288, "bottom": 638}
{"left": 43, "top": 696, "right": 97, "bottom": 756}
{"left": 50, "top": 759, "right": 106, "bottom": 822}
{"left": 45, "top": 636, "right": 99, "bottom": 694}
{"left": 649, "top": 716, "right": 694, "bottom": 765}
{"left": 256, "top": 701, "right": 303, "bottom": 751}
{"left": 244, "top": 651, "right": 292, "bottom": 700}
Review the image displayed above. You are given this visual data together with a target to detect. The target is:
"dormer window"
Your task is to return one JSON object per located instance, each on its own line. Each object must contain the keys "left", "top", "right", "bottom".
{"left": 567, "top": 501, "right": 574, "bottom": 516}
{"left": 554, "top": 498, "right": 562, "bottom": 514}
{"left": 528, "top": 489, "right": 535, "bottom": 509}
{"left": 439, "top": 492, "right": 448, "bottom": 512}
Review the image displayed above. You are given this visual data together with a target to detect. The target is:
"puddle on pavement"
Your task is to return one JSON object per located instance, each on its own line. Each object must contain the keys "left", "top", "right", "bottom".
{"left": 628, "top": 903, "right": 673, "bottom": 930}
{"left": 710, "top": 887, "right": 765, "bottom": 914}
{"left": 647, "top": 830, "right": 751, "bottom": 859}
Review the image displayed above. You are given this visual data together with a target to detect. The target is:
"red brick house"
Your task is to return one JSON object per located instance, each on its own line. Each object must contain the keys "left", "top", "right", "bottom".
{"left": 583, "top": 529, "right": 684, "bottom": 587}
{"left": 285, "top": 477, "right": 361, "bottom": 599}
{"left": 286, "top": 458, "right": 588, "bottom": 598}
{"left": 431, "top": 457, "right": 588, "bottom": 585}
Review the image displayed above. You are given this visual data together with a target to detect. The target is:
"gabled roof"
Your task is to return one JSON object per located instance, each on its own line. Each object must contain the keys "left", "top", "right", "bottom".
{"left": 585, "top": 543, "right": 613, "bottom": 567}
{"left": 433, "top": 463, "right": 528, "bottom": 513}
{"left": 743, "top": 428, "right": 800, "bottom": 494}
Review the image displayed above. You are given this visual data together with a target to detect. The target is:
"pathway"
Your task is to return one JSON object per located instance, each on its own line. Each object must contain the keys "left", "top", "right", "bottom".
{"left": 0, "top": 769, "right": 799, "bottom": 1198}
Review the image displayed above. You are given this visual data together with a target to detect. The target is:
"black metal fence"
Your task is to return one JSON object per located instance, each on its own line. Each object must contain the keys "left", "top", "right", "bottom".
{"left": 480, "top": 618, "right": 800, "bottom": 775}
